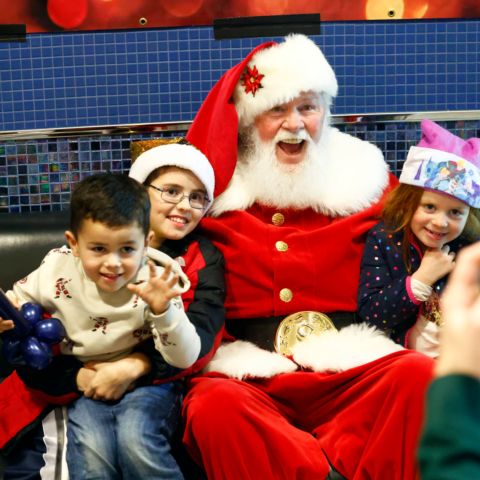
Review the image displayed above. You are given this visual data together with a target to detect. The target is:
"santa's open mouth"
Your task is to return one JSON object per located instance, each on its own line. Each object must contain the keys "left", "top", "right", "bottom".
{"left": 277, "top": 139, "right": 305, "bottom": 155}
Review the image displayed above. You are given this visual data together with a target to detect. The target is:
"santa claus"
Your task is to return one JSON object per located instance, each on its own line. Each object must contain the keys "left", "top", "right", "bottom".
{"left": 183, "top": 34, "right": 434, "bottom": 479}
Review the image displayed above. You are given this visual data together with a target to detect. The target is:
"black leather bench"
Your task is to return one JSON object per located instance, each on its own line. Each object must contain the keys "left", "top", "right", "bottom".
{"left": 0, "top": 211, "right": 69, "bottom": 287}
{"left": 0, "top": 210, "right": 69, "bottom": 379}
{"left": 0, "top": 211, "right": 69, "bottom": 477}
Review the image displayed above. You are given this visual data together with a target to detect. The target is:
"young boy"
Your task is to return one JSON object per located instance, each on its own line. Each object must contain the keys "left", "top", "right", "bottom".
{"left": 2, "top": 173, "right": 196, "bottom": 478}
{"left": 1, "top": 165, "right": 225, "bottom": 478}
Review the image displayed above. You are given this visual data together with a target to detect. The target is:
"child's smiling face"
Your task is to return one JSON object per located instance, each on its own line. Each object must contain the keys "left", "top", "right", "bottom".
{"left": 411, "top": 189, "right": 470, "bottom": 249}
{"left": 147, "top": 167, "right": 207, "bottom": 248}
{"left": 65, "top": 219, "right": 150, "bottom": 293}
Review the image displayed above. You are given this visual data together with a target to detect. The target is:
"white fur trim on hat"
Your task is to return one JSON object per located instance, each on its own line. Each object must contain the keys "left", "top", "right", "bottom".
{"left": 233, "top": 34, "right": 338, "bottom": 127}
{"left": 129, "top": 143, "right": 215, "bottom": 208}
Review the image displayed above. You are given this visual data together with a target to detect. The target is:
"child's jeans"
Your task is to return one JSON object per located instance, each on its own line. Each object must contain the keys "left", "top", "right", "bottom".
{"left": 66, "top": 382, "right": 184, "bottom": 480}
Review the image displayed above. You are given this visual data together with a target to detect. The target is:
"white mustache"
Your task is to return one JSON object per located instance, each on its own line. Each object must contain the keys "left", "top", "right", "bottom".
{"left": 274, "top": 130, "right": 310, "bottom": 144}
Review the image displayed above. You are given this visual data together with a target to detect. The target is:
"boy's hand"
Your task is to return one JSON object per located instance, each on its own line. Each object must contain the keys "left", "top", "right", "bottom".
{"left": 412, "top": 245, "right": 456, "bottom": 286}
{"left": 0, "top": 318, "right": 14, "bottom": 333}
{"left": 127, "top": 262, "right": 180, "bottom": 315}
{"left": 0, "top": 292, "right": 20, "bottom": 333}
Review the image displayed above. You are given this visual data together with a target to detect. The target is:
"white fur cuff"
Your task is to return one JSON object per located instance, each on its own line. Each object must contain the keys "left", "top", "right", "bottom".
{"left": 203, "top": 340, "right": 298, "bottom": 380}
{"left": 203, "top": 324, "right": 404, "bottom": 380}
{"left": 292, "top": 323, "right": 404, "bottom": 372}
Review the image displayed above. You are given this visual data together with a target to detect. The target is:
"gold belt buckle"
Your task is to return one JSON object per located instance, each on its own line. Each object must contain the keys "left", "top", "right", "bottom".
{"left": 274, "top": 311, "right": 337, "bottom": 356}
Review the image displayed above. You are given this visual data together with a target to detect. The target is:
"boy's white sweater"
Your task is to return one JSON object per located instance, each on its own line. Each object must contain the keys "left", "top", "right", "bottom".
{"left": 11, "top": 245, "right": 200, "bottom": 369}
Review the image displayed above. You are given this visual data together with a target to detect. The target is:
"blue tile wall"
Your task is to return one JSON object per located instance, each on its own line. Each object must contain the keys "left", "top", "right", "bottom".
{"left": 1, "top": 120, "right": 479, "bottom": 213}
{"left": 0, "top": 19, "right": 479, "bottom": 212}
{"left": 0, "top": 19, "right": 479, "bottom": 131}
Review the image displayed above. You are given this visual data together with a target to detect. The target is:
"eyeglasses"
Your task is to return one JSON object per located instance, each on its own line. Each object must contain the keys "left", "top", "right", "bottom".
{"left": 148, "top": 185, "right": 209, "bottom": 210}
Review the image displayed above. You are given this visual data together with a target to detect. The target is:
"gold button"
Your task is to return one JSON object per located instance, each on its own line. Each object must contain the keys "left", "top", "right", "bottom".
{"left": 272, "top": 213, "right": 285, "bottom": 226}
{"left": 275, "top": 241, "right": 288, "bottom": 252}
{"left": 279, "top": 288, "right": 293, "bottom": 302}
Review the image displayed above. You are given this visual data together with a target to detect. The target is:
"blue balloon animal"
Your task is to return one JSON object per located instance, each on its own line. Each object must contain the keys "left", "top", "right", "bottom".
{"left": 0, "top": 289, "right": 66, "bottom": 370}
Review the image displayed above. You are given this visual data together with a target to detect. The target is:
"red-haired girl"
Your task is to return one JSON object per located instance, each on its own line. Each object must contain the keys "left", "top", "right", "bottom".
{"left": 358, "top": 120, "right": 480, "bottom": 357}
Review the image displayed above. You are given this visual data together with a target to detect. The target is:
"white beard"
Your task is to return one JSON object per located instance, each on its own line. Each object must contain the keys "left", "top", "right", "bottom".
{"left": 210, "top": 123, "right": 389, "bottom": 217}
{"left": 238, "top": 127, "right": 333, "bottom": 210}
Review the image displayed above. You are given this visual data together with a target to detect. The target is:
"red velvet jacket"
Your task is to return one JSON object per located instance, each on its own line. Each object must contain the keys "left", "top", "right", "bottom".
{"left": 200, "top": 175, "right": 397, "bottom": 321}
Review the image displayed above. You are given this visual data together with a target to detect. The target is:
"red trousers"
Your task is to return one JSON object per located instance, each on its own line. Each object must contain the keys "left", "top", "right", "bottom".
{"left": 183, "top": 350, "right": 434, "bottom": 480}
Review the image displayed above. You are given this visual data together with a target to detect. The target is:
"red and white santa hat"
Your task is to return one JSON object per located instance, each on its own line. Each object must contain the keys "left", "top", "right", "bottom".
{"left": 233, "top": 34, "right": 338, "bottom": 127}
{"left": 399, "top": 119, "right": 480, "bottom": 208}
{"left": 129, "top": 143, "right": 215, "bottom": 209}
{"left": 187, "top": 34, "right": 337, "bottom": 197}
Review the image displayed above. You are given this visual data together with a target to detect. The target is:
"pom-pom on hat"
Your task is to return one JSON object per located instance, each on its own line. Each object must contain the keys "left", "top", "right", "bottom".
{"left": 129, "top": 142, "right": 215, "bottom": 210}
{"left": 187, "top": 35, "right": 337, "bottom": 197}
{"left": 399, "top": 119, "right": 480, "bottom": 208}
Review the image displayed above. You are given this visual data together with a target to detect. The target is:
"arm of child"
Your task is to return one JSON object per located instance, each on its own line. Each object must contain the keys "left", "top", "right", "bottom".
{"left": 15, "top": 351, "right": 152, "bottom": 403}
{"left": 130, "top": 239, "right": 226, "bottom": 382}
{"left": 358, "top": 227, "right": 420, "bottom": 331}
{"left": 80, "top": 352, "right": 152, "bottom": 401}
{"left": 412, "top": 245, "right": 456, "bottom": 286}
{"left": 128, "top": 261, "right": 201, "bottom": 369}
{"left": 15, "top": 354, "right": 84, "bottom": 398}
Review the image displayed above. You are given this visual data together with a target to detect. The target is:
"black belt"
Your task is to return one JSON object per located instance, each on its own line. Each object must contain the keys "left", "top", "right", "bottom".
{"left": 226, "top": 312, "right": 358, "bottom": 352}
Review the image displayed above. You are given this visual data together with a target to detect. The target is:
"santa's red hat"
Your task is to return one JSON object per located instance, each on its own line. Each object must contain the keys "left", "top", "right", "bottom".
{"left": 187, "top": 35, "right": 338, "bottom": 197}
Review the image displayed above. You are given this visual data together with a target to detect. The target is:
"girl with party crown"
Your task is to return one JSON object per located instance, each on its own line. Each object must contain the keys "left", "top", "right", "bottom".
{"left": 358, "top": 119, "right": 480, "bottom": 358}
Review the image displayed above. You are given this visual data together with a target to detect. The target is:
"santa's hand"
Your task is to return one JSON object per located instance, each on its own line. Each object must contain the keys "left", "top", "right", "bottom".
{"left": 127, "top": 262, "right": 180, "bottom": 315}
{"left": 412, "top": 245, "right": 455, "bottom": 286}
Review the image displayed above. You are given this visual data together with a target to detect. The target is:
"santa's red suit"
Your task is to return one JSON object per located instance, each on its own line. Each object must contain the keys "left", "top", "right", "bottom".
{"left": 183, "top": 34, "right": 434, "bottom": 479}
{"left": 203, "top": 200, "right": 389, "bottom": 320}
{"left": 183, "top": 179, "right": 434, "bottom": 480}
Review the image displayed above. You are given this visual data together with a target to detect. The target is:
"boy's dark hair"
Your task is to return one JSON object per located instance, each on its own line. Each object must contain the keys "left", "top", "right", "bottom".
{"left": 69, "top": 173, "right": 150, "bottom": 236}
